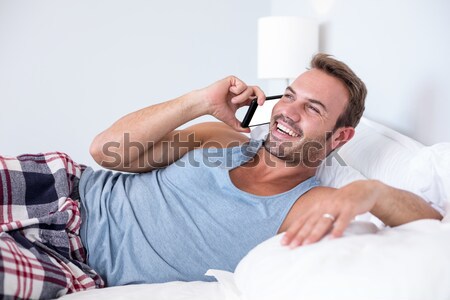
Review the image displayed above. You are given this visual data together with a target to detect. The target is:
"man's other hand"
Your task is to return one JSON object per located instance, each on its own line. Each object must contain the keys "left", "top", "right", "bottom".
{"left": 281, "top": 181, "right": 382, "bottom": 248}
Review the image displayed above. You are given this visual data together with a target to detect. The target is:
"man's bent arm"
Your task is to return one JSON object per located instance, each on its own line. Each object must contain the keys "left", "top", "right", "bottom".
{"left": 89, "top": 76, "right": 265, "bottom": 172}
{"left": 281, "top": 180, "right": 443, "bottom": 248}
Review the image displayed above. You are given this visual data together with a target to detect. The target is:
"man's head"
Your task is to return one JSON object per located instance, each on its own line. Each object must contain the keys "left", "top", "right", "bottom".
{"left": 310, "top": 53, "right": 367, "bottom": 130}
{"left": 264, "top": 53, "right": 367, "bottom": 167}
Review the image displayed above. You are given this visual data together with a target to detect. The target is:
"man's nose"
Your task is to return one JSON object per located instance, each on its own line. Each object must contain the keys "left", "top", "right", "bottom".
{"left": 280, "top": 102, "right": 301, "bottom": 123}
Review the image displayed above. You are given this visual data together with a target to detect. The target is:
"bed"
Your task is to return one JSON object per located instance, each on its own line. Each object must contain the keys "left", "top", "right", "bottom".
{"left": 59, "top": 117, "right": 450, "bottom": 300}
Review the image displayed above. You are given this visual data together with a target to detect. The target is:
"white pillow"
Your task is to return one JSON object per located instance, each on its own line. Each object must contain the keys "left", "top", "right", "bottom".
{"left": 408, "top": 143, "right": 450, "bottom": 215}
{"left": 338, "top": 117, "right": 424, "bottom": 187}
{"left": 338, "top": 118, "right": 448, "bottom": 215}
{"left": 234, "top": 220, "right": 450, "bottom": 300}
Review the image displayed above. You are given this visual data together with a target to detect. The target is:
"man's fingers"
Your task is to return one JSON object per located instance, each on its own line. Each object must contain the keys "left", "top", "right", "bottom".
{"left": 228, "top": 76, "right": 247, "bottom": 95}
{"left": 288, "top": 217, "right": 317, "bottom": 248}
{"left": 230, "top": 117, "right": 251, "bottom": 133}
{"left": 281, "top": 214, "right": 310, "bottom": 246}
{"left": 231, "top": 86, "right": 257, "bottom": 106}
{"left": 253, "top": 86, "right": 266, "bottom": 105}
{"left": 302, "top": 214, "right": 336, "bottom": 245}
{"left": 331, "top": 213, "right": 352, "bottom": 238}
{"left": 283, "top": 210, "right": 352, "bottom": 249}
{"left": 225, "top": 76, "right": 265, "bottom": 108}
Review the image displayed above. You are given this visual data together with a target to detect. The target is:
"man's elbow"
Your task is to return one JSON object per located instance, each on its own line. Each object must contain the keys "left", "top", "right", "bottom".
{"left": 89, "top": 134, "right": 121, "bottom": 168}
{"left": 89, "top": 134, "right": 102, "bottom": 162}
{"left": 427, "top": 206, "right": 444, "bottom": 221}
{"left": 89, "top": 140, "right": 102, "bottom": 165}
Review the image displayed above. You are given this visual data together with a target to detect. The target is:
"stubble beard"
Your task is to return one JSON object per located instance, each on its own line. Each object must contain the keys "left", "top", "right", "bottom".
{"left": 263, "top": 118, "right": 330, "bottom": 168}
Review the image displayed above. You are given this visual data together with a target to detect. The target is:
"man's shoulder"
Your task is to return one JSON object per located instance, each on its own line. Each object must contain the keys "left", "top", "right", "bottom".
{"left": 303, "top": 185, "right": 336, "bottom": 197}
{"left": 188, "top": 122, "right": 250, "bottom": 149}
{"left": 279, "top": 186, "right": 336, "bottom": 233}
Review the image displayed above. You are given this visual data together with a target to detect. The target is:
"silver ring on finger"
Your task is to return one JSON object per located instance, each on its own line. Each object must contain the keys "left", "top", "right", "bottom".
{"left": 322, "top": 213, "right": 336, "bottom": 222}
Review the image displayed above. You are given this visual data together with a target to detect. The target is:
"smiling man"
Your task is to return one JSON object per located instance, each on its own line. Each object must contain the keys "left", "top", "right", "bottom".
{"left": 86, "top": 52, "right": 440, "bottom": 280}
{"left": 0, "top": 53, "right": 442, "bottom": 298}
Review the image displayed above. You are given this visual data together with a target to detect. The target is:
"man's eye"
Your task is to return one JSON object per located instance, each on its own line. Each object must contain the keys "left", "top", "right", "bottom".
{"left": 283, "top": 94, "right": 294, "bottom": 100}
{"left": 307, "top": 104, "right": 320, "bottom": 114}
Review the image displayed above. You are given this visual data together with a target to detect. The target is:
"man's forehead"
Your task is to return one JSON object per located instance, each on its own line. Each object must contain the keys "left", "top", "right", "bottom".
{"left": 289, "top": 69, "right": 349, "bottom": 109}
{"left": 291, "top": 69, "right": 336, "bottom": 87}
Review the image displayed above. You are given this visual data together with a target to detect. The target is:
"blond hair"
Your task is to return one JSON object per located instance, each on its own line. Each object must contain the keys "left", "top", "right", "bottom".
{"left": 311, "top": 53, "right": 367, "bottom": 128}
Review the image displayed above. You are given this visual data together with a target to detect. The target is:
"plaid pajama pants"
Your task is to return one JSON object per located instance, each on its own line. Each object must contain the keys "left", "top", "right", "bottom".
{"left": 0, "top": 152, "right": 104, "bottom": 299}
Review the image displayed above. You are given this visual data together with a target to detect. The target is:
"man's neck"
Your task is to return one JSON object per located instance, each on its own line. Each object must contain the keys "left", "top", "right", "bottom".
{"left": 239, "top": 147, "right": 317, "bottom": 187}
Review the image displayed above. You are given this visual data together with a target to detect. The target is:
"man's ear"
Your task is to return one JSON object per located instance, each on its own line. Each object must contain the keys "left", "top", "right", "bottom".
{"left": 330, "top": 127, "right": 355, "bottom": 150}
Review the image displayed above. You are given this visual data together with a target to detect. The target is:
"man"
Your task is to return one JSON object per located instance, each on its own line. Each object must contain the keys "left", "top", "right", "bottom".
{"left": 0, "top": 54, "right": 442, "bottom": 298}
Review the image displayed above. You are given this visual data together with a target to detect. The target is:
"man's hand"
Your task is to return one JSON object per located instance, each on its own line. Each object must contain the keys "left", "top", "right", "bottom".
{"left": 281, "top": 181, "right": 382, "bottom": 248}
{"left": 199, "top": 76, "right": 266, "bottom": 132}
{"left": 281, "top": 180, "right": 442, "bottom": 249}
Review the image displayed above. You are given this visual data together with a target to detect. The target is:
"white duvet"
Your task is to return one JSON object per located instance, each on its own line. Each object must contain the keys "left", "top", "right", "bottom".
{"left": 59, "top": 270, "right": 233, "bottom": 300}
{"left": 60, "top": 219, "right": 450, "bottom": 300}
{"left": 235, "top": 219, "right": 450, "bottom": 300}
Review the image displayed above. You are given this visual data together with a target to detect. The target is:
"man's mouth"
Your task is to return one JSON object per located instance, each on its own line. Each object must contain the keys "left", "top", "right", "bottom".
{"left": 274, "top": 121, "right": 300, "bottom": 138}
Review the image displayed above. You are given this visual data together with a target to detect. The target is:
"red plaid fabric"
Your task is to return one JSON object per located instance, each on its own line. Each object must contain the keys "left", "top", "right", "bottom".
{"left": 0, "top": 152, "right": 104, "bottom": 299}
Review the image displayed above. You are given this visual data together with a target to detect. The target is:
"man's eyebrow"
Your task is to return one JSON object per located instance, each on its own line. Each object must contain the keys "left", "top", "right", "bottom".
{"left": 285, "top": 86, "right": 296, "bottom": 95}
{"left": 285, "top": 86, "right": 328, "bottom": 113}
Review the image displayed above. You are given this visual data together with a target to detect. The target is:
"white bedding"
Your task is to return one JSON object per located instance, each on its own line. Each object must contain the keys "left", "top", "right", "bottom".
{"left": 59, "top": 117, "right": 450, "bottom": 299}
{"left": 59, "top": 281, "right": 226, "bottom": 300}
{"left": 60, "top": 220, "right": 450, "bottom": 300}
{"left": 235, "top": 219, "right": 450, "bottom": 300}
{"left": 59, "top": 270, "right": 238, "bottom": 300}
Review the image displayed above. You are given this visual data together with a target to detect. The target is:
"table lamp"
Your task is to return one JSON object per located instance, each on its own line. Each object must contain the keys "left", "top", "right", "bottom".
{"left": 257, "top": 16, "right": 319, "bottom": 86}
{"left": 249, "top": 16, "right": 319, "bottom": 128}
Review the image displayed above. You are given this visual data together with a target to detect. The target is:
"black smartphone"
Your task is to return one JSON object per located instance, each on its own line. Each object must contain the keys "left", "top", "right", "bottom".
{"left": 240, "top": 94, "right": 283, "bottom": 128}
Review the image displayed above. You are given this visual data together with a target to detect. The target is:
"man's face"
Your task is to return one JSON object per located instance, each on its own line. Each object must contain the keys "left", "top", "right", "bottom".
{"left": 264, "top": 68, "right": 349, "bottom": 167}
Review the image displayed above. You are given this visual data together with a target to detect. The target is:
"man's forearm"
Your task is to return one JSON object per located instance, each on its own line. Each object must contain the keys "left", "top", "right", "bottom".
{"left": 89, "top": 90, "right": 207, "bottom": 168}
{"left": 369, "top": 180, "right": 443, "bottom": 226}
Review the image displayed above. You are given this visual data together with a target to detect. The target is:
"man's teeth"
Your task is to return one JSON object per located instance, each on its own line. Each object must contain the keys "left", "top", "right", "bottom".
{"left": 276, "top": 123, "right": 299, "bottom": 137}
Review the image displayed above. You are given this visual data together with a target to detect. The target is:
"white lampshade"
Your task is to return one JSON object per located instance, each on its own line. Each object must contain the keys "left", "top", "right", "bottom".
{"left": 257, "top": 16, "right": 319, "bottom": 80}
